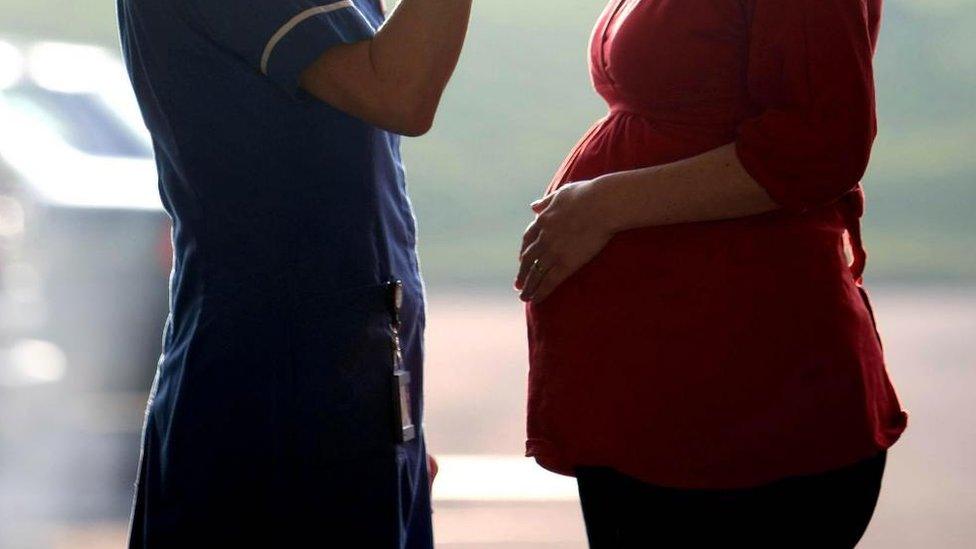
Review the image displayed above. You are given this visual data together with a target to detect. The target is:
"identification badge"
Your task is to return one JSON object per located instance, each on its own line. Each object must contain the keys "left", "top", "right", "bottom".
{"left": 393, "top": 369, "right": 415, "bottom": 443}
{"left": 387, "top": 280, "right": 415, "bottom": 443}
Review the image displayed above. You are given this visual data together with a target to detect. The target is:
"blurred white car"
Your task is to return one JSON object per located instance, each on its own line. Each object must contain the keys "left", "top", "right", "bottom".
{"left": 0, "top": 38, "right": 170, "bottom": 392}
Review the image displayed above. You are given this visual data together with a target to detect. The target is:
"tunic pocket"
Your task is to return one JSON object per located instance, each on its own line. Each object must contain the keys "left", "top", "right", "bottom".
{"left": 288, "top": 283, "right": 397, "bottom": 461}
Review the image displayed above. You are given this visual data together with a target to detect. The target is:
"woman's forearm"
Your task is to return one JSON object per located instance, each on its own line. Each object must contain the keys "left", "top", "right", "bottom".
{"left": 517, "top": 144, "right": 780, "bottom": 302}
{"left": 591, "top": 143, "right": 780, "bottom": 233}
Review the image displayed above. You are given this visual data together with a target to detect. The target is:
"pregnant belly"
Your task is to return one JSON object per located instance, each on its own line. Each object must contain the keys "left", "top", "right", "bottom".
{"left": 524, "top": 202, "right": 863, "bottom": 473}
{"left": 535, "top": 108, "right": 858, "bottom": 371}
{"left": 526, "top": 111, "right": 887, "bottom": 488}
{"left": 544, "top": 109, "right": 751, "bottom": 314}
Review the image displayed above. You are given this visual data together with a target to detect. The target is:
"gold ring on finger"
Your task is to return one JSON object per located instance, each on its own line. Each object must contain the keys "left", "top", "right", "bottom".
{"left": 531, "top": 258, "right": 548, "bottom": 275}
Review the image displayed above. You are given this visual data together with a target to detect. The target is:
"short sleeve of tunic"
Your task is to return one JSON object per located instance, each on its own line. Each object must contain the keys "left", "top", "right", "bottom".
{"left": 734, "top": 0, "right": 880, "bottom": 212}
{"left": 178, "top": 0, "right": 375, "bottom": 95}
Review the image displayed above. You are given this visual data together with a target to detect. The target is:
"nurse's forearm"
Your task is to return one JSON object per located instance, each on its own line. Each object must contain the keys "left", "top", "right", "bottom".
{"left": 300, "top": 0, "right": 472, "bottom": 136}
{"left": 371, "top": 0, "right": 473, "bottom": 124}
{"left": 591, "top": 143, "right": 780, "bottom": 231}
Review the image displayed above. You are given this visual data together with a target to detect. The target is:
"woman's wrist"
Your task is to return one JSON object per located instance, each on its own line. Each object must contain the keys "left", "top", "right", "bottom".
{"left": 587, "top": 171, "right": 646, "bottom": 235}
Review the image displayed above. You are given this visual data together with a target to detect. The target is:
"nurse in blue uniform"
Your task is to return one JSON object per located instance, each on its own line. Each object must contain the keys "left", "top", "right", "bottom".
{"left": 117, "top": 0, "right": 471, "bottom": 546}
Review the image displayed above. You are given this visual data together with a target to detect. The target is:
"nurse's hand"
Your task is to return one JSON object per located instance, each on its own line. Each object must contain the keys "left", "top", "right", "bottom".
{"left": 427, "top": 453, "right": 438, "bottom": 492}
{"left": 515, "top": 180, "right": 615, "bottom": 303}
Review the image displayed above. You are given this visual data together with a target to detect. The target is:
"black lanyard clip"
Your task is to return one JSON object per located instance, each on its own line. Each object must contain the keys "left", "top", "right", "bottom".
{"left": 386, "top": 279, "right": 403, "bottom": 329}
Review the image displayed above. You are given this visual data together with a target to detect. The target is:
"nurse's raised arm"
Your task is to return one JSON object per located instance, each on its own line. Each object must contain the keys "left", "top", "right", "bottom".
{"left": 300, "top": 0, "right": 472, "bottom": 136}
{"left": 179, "top": 0, "right": 470, "bottom": 136}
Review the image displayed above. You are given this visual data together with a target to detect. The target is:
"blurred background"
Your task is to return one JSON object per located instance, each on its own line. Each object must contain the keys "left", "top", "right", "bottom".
{"left": 0, "top": 0, "right": 973, "bottom": 547}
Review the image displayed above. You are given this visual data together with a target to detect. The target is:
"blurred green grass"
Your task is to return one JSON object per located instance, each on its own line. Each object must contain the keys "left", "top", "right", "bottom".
{"left": 3, "top": 0, "right": 973, "bottom": 288}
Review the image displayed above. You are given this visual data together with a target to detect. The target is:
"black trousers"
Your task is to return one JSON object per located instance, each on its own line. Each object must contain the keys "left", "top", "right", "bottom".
{"left": 576, "top": 451, "right": 887, "bottom": 549}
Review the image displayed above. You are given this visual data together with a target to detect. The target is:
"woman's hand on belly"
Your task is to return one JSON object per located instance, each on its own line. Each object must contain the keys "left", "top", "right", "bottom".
{"left": 515, "top": 144, "right": 784, "bottom": 303}
{"left": 515, "top": 180, "right": 614, "bottom": 303}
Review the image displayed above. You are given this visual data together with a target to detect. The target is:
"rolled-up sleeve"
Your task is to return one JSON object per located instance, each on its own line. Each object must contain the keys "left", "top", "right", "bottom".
{"left": 735, "top": 0, "right": 878, "bottom": 212}
{"left": 179, "top": 0, "right": 375, "bottom": 96}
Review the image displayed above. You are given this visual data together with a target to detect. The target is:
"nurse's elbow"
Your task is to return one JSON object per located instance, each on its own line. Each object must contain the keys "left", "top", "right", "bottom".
{"left": 394, "top": 111, "right": 435, "bottom": 137}
{"left": 389, "top": 94, "right": 437, "bottom": 137}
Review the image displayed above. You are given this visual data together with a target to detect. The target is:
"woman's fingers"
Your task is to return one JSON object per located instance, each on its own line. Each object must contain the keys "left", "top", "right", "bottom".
{"left": 518, "top": 181, "right": 612, "bottom": 302}
{"left": 530, "top": 193, "right": 555, "bottom": 213}
{"left": 525, "top": 267, "right": 566, "bottom": 303}
{"left": 515, "top": 239, "right": 544, "bottom": 290}
{"left": 519, "top": 257, "right": 550, "bottom": 301}
{"left": 521, "top": 258, "right": 568, "bottom": 302}
{"left": 520, "top": 221, "right": 542, "bottom": 257}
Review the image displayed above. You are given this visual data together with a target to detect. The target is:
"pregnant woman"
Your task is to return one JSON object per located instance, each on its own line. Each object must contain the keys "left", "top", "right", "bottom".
{"left": 516, "top": 1, "right": 907, "bottom": 547}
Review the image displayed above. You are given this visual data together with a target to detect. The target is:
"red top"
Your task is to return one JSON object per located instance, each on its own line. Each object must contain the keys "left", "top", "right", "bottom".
{"left": 525, "top": 0, "right": 907, "bottom": 490}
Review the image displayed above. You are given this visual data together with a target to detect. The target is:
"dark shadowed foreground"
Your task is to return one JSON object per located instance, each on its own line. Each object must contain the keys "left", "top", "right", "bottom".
{"left": 0, "top": 286, "right": 972, "bottom": 548}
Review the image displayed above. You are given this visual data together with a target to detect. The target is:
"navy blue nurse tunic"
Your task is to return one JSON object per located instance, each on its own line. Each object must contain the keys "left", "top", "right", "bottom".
{"left": 117, "top": 0, "right": 432, "bottom": 546}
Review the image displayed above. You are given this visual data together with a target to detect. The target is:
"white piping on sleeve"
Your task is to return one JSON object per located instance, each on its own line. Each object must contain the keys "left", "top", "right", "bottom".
{"left": 260, "top": 0, "right": 355, "bottom": 75}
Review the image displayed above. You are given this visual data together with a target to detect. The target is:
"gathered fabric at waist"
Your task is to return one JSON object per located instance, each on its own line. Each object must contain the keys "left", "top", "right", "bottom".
{"left": 606, "top": 97, "right": 748, "bottom": 129}
{"left": 548, "top": 109, "right": 737, "bottom": 195}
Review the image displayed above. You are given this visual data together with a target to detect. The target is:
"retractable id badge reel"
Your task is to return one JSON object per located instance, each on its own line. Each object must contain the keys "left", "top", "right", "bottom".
{"left": 387, "top": 280, "right": 416, "bottom": 443}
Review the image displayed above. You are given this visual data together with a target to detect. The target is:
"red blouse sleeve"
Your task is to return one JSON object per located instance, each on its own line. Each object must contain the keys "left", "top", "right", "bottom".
{"left": 735, "top": 0, "right": 879, "bottom": 212}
